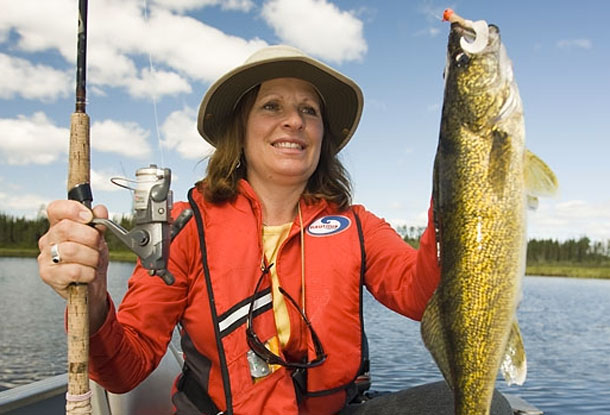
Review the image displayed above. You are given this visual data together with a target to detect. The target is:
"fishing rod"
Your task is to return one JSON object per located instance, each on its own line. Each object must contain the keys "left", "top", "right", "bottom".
{"left": 64, "top": 1, "right": 192, "bottom": 411}
{"left": 65, "top": 0, "right": 92, "bottom": 413}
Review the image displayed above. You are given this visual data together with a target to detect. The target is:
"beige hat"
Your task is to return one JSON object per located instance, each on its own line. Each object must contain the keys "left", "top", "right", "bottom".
{"left": 197, "top": 45, "right": 363, "bottom": 152}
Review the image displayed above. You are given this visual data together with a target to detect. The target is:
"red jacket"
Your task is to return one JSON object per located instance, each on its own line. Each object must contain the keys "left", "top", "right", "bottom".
{"left": 89, "top": 181, "right": 440, "bottom": 414}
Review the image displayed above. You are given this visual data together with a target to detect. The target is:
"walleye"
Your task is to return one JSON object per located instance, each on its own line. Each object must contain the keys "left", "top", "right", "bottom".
{"left": 421, "top": 9, "right": 558, "bottom": 415}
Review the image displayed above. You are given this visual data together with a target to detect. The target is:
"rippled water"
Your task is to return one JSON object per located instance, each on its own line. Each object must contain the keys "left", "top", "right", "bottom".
{"left": 1, "top": 258, "right": 609, "bottom": 414}
{"left": 0, "top": 258, "right": 135, "bottom": 390}
{"left": 364, "top": 276, "right": 610, "bottom": 415}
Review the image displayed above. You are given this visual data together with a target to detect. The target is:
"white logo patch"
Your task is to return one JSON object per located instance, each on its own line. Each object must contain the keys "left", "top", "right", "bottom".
{"left": 307, "top": 215, "right": 351, "bottom": 236}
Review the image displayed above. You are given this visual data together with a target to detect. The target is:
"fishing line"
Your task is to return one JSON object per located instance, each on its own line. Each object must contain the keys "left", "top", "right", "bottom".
{"left": 142, "top": 0, "right": 165, "bottom": 168}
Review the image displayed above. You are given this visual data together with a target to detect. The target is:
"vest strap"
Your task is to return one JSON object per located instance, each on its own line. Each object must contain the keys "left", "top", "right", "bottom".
{"left": 188, "top": 188, "right": 233, "bottom": 414}
{"left": 179, "top": 367, "right": 222, "bottom": 415}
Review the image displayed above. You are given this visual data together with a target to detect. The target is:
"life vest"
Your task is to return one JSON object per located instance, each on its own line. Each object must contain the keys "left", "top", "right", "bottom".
{"left": 171, "top": 183, "right": 367, "bottom": 415}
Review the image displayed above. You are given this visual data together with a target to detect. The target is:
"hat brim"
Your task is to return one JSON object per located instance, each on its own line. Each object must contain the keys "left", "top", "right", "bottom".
{"left": 198, "top": 55, "right": 363, "bottom": 153}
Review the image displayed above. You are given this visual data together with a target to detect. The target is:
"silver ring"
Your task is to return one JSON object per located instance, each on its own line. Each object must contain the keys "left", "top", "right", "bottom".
{"left": 51, "top": 243, "right": 61, "bottom": 264}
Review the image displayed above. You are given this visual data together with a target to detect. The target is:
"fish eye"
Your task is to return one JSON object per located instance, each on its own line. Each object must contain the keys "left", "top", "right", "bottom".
{"left": 455, "top": 52, "right": 470, "bottom": 67}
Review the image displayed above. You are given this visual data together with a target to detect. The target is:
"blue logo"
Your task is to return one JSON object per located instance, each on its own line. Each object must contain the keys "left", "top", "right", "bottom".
{"left": 307, "top": 216, "right": 351, "bottom": 236}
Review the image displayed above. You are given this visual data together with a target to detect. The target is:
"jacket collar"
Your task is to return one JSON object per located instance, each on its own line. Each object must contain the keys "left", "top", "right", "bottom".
{"left": 236, "top": 179, "right": 331, "bottom": 230}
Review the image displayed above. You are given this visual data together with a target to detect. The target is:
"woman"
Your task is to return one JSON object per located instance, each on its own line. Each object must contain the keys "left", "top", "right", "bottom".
{"left": 38, "top": 45, "right": 441, "bottom": 415}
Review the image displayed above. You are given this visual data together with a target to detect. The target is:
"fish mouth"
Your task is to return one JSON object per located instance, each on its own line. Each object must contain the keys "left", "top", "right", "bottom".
{"left": 450, "top": 23, "right": 476, "bottom": 40}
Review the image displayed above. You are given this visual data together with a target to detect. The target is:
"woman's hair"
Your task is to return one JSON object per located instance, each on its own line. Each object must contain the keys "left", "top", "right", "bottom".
{"left": 200, "top": 84, "right": 353, "bottom": 210}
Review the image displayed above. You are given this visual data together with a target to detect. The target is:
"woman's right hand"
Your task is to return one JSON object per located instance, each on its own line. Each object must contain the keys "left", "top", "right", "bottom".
{"left": 37, "top": 200, "right": 110, "bottom": 331}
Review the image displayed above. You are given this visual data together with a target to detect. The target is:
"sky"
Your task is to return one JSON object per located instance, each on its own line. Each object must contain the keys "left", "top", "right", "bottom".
{"left": 0, "top": 0, "right": 608, "bottom": 242}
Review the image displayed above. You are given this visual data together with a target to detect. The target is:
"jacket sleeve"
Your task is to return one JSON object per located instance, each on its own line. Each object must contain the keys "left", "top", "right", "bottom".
{"left": 88, "top": 201, "right": 195, "bottom": 393}
{"left": 355, "top": 200, "right": 440, "bottom": 321}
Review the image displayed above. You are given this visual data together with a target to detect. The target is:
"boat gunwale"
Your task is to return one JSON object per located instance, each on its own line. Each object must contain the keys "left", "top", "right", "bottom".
{"left": 0, "top": 374, "right": 67, "bottom": 414}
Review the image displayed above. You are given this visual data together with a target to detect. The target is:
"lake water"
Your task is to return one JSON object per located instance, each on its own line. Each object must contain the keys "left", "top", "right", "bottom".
{"left": 1, "top": 257, "right": 609, "bottom": 414}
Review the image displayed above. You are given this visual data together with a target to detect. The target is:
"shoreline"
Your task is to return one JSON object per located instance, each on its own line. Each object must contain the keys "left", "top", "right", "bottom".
{"left": 2, "top": 248, "right": 609, "bottom": 279}
{"left": 0, "top": 248, "right": 137, "bottom": 263}
{"left": 525, "top": 264, "right": 610, "bottom": 279}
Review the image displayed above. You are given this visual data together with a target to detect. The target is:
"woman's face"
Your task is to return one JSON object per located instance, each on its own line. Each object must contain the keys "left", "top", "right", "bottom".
{"left": 244, "top": 77, "right": 324, "bottom": 191}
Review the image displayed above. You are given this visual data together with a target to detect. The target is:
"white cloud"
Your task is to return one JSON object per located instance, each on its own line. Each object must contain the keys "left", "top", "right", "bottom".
{"left": 528, "top": 199, "right": 610, "bottom": 241}
{"left": 0, "top": 53, "right": 71, "bottom": 100}
{"left": 0, "top": 112, "right": 68, "bottom": 165}
{"left": 0, "top": 177, "right": 49, "bottom": 217}
{"left": 427, "top": 27, "right": 441, "bottom": 37}
{"left": 152, "top": 0, "right": 255, "bottom": 13}
{"left": 556, "top": 39, "right": 592, "bottom": 50}
{"left": 0, "top": 0, "right": 267, "bottom": 99}
{"left": 91, "top": 119, "right": 152, "bottom": 158}
{"left": 160, "top": 107, "right": 214, "bottom": 159}
{"left": 414, "top": 27, "right": 441, "bottom": 38}
{"left": 86, "top": 44, "right": 139, "bottom": 88}
{"left": 261, "top": 0, "right": 367, "bottom": 63}
{"left": 142, "top": 8, "right": 267, "bottom": 83}
{"left": 0, "top": 0, "right": 369, "bottom": 95}
{"left": 414, "top": 3, "right": 455, "bottom": 38}
{"left": 0, "top": 0, "right": 75, "bottom": 57}
{"left": 364, "top": 98, "right": 387, "bottom": 112}
{"left": 126, "top": 67, "right": 192, "bottom": 99}
{"left": 0, "top": 190, "right": 49, "bottom": 217}
{"left": 91, "top": 168, "right": 123, "bottom": 192}
{"left": 388, "top": 210, "right": 429, "bottom": 230}
{"left": 417, "top": 2, "right": 448, "bottom": 22}
{"left": 0, "top": 113, "right": 152, "bottom": 166}
{"left": 221, "top": 0, "right": 256, "bottom": 11}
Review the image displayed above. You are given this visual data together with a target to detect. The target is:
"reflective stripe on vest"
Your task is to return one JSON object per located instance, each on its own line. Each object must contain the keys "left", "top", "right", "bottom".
{"left": 218, "top": 289, "right": 272, "bottom": 337}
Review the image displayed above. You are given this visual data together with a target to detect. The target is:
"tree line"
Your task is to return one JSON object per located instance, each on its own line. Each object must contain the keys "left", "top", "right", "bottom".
{"left": 526, "top": 237, "right": 610, "bottom": 264}
{"left": 2, "top": 213, "right": 609, "bottom": 264}
{"left": 395, "top": 224, "right": 610, "bottom": 264}
{"left": 0, "top": 212, "right": 134, "bottom": 253}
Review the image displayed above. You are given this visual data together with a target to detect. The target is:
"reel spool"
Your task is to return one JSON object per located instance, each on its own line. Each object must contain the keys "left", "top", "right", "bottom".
{"left": 93, "top": 164, "right": 192, "bottom": 285}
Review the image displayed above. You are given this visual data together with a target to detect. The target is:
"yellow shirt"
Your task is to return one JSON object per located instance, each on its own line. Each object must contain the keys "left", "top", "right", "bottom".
{"left": 262, "top": 223, "right": 292, "bottom": 347}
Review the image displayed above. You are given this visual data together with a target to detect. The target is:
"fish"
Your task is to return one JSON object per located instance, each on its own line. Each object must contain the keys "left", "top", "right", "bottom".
{"left": 420, "top": 9, "right": 558, "bottom": 415}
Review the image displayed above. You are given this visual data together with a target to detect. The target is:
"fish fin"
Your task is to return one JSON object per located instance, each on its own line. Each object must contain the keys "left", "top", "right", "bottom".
{"left": 524, "top": 150, "right": 559, "bottom": 197}
{"left": 526, "top": 195, "right": 539, "bottom": 210}
{"left": 421, "top": 292, "right": 453, "bottom": 389}
{"left": 432, "top": 154, "right": 442, "bottom": 264}
{"left": 500, "top": 319, "right": 527, "bottom": 386}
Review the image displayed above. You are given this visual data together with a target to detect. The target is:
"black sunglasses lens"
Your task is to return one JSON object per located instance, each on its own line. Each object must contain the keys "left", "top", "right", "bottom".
{"left": 246, "top": 328, "right": 283, "bottom": 366}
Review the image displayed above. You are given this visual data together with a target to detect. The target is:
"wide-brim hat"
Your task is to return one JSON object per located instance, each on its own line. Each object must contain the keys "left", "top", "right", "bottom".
{"left": 197, "top": 45, "right": 363, "bottom": 152}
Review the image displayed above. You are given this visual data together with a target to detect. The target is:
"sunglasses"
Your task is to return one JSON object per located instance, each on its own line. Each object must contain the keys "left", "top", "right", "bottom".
{"left": 245, "top": 264, "right": 326, "bottom": 369}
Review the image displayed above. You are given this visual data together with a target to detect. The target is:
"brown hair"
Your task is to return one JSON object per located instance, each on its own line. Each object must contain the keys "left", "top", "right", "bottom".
{"left": 200, "top": 84, "right": 353, "bottom": 210}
